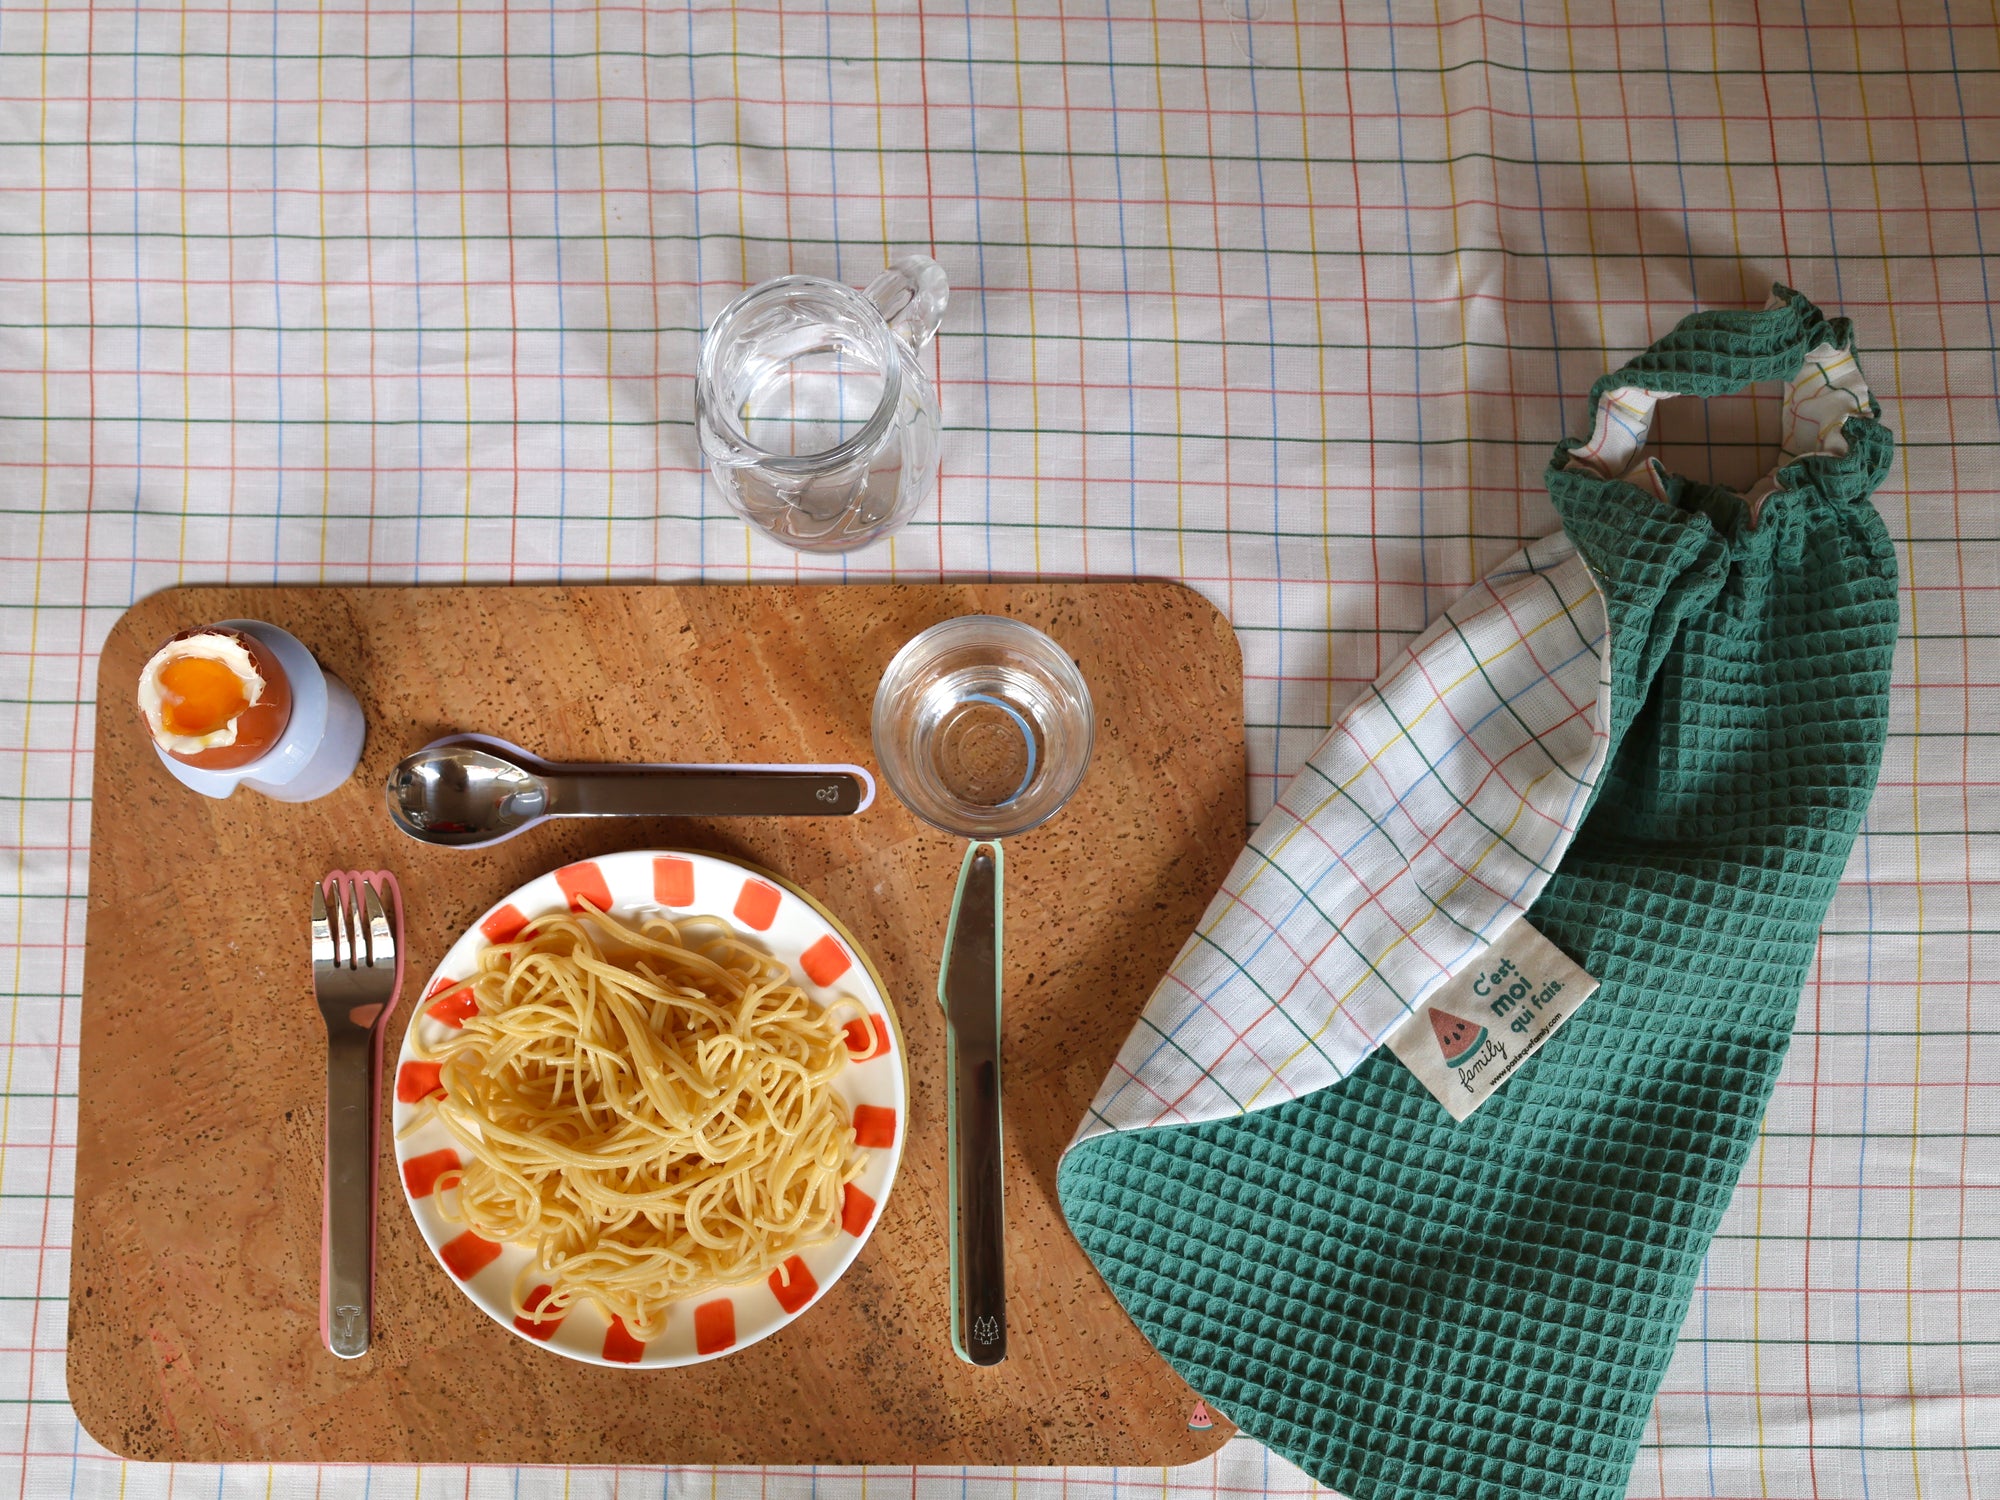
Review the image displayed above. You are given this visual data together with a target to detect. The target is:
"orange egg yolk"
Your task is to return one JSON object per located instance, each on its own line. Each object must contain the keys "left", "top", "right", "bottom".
{"left": 157, "top": 654, "right": 251, "bottom": 737}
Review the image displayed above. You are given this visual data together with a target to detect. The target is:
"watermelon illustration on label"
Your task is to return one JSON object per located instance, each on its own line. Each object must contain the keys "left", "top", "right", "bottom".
{"left": 1386, "top": 918, "right": 1599, "bottom": 1120}
{"left": 1429, "top": 1007, "right": 1489, "bottom": 1068}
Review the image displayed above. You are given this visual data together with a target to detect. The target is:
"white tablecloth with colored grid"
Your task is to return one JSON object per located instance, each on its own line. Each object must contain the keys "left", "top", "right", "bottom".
{"left": 0, "top": 3, "right": 1993, "bottom": 1498}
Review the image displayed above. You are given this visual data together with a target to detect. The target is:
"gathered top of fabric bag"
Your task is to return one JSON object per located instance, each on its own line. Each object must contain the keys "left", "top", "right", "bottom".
{"left": 1057, "top": 286, "right": 1899, "bottom": 1500}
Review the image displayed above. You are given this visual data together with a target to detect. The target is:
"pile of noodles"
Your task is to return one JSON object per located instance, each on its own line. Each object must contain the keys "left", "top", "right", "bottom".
{"left": 409, "top": 905, "right": 865, "bottom": 1338}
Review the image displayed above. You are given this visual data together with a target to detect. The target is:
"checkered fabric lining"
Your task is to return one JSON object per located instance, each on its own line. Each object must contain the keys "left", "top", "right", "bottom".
{"left": 1073, "top": 529, "right": 1609, "bottom": 1141}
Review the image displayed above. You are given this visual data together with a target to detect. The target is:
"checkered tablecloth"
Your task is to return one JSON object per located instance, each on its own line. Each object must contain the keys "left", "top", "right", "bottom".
{"left": 0, "top": 2, "right": 1993, "bottom": 1498}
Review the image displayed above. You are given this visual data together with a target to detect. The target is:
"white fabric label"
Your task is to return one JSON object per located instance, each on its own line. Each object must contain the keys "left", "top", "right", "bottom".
{"left": 1383, "top": 916, "right": 1599, "bottom": 1121}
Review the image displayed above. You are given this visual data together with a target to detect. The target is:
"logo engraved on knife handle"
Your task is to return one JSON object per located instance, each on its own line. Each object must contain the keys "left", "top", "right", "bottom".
{"left": 972, "top": 1314, "right": 1000, "bottom": 1345}
{"left": 815, "top": 784, "right": 842, "bottom": 804}
{"left": 332, "top": 1304, "right": 364, "bottom": 1350}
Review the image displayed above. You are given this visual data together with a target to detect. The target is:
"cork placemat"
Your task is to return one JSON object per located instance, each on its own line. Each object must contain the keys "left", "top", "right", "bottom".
{"left": 70, "top": 583, "right": 1245, "bottom": 1466}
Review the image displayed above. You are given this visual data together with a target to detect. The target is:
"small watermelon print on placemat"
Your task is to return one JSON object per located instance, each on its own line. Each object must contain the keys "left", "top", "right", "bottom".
{"left": 1429, "top": 1007, "right": 1488, "bottom": 1068}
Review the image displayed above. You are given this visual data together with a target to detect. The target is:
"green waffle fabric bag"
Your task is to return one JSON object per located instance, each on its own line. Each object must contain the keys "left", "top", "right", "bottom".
{"left": 1056, "top": 288, "right": 1899, "bottom": 1500}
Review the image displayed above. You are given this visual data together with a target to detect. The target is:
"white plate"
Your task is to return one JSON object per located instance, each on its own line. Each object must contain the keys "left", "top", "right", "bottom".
{"left": 392, "top": 849, "right": 907, "bottom": 1367}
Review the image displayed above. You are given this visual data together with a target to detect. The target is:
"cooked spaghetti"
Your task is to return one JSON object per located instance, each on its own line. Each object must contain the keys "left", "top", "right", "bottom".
{"left": 411, "top": 903, "right": 864, "bottom": 1340}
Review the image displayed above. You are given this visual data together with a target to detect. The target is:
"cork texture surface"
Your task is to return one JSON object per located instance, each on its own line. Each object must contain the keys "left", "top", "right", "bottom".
{"left": 71, "top": 584, "right": 1244, "bottom": 1465}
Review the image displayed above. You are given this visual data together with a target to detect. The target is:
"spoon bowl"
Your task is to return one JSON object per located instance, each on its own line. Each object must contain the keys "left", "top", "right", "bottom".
{"left": 386, "top": 744, "right": 550, "bottom": 846}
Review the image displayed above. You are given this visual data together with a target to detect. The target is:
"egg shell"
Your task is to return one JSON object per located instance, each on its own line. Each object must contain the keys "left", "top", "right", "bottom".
{"left": 153, "top": 627, "right": 295, "bottom": 769}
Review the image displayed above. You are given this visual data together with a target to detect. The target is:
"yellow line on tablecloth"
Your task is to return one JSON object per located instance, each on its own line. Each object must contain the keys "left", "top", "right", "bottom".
{"left": 1701, "top": 11, "right": 1775, "bottom": 1486}
{"left": 1056, "top": 9, "right": 1089, "bottom": 574}
{"left": 458, "top": 0, "right": 476, "bottom": 579}
{"left": 4, "top": 0, "right": 51, "bottom": 1228}
{"left": 1291, "top": 0, "right": 1333, "bottom": 720}
{"left": 1010, "top": 0, "right": 1044, "bottom": 570}
{"left": 868, "top": 0, "right": 899, "bottom": 577}
{"left": 1559, "top": 4, "right": 1612, "bottom": 389}
{"left": 223, "top": 0, "right": 240, "bottom": 573}
{"left": 638, "top": 1, "right": 662, "bottom": 578}
{"left": 1844, "top": 8, "right": 1925, "bottom": 1492}
{"left": 177, "top": 0, "right": 191, "bottom": 578}
{"left": 1432, "top": 0, "right": 1476, "bottom": 595}
{"left": 1148, "top": 0, "right": 1188, "bottom": 579}
{"left": 731, "top": 6, "right": 752, "bottom": 580}
{"left": 596, "top": 6, "right": 618, "bottom": 575}
{"left": 316, "top": 4, "right": 332, "bottom": 581}
{"left": 1940, "top": 17, "right": 1990, "bottom": 1492}
{"left": 1707, "top": 8, "right": 1754, "bottom": 313}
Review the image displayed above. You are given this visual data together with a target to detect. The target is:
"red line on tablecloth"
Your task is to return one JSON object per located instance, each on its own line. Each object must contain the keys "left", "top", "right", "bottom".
{"left": 29, "top": 0, "right": 1990, "bottom": 33}
{"left": 502, "top": 0, "right": 522, "bottom": 582}
{"left": 1894, "top": 9, "right": 1982, "bottom": 1489}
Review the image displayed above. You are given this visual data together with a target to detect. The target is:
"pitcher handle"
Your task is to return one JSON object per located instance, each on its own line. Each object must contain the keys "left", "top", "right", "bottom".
{"left": 865, "top": 256, "right": 949, "bottom": 355}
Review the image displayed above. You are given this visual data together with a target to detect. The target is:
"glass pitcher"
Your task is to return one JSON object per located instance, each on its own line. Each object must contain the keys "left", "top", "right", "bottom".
{"left": 696, "top": 256, "right": 948, "bottom": 554}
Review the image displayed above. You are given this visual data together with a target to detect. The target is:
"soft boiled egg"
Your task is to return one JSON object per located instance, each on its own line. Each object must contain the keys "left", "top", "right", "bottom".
{"left": 137, "top": 628, "right": 293, "bottom": 769}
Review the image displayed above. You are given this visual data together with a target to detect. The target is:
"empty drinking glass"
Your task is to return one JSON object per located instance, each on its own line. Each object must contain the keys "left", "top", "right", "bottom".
{"left": 696, "top": 256, "right": 948, "bottom": 553}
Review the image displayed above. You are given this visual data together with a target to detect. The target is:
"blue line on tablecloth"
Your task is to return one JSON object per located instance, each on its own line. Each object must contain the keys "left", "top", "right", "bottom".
{"left": 1387, "top": 3, "right": 1430, "bottom": 624}
{"left": 1855, "top": 807, "right": 1880, "bottom": 1483}
{"left": 1656, "top": 4, "right": 1715, "bottom": 477}
{"left": 548, "top": 0, "right": 570, "bottom": 580}
{"left": 1797, "top": 9, "right": 1867, "bottom": 1484}
{"left": 1240, "top": 18, "right": 1286, "bottom": 794}
{"left": 408, "top": 0, "right": 427, "bottom": 578}
{"left": 685, "top": 1, "right": 706, "bottom": 574}
{"left": 821, "top": 0, "right": 850, "bottom": 585}
{"left": 1653, "top": 34, "right": 1724, "bottom": 1467}
{"left": 129, "top": 5, "right": 142, "bottom": 600}
{"left": 1514, "top": 2, "right": 1567, "bottom": 436}
{"left": 1799, "top": 12, "right": 1848, "bottom": 310}
{"left": 1945, "top": 4, "right": 2000, "bottom": 430}
{"left": 1103, "top": 1, "right": 1139, "bottom": 575}
{"left": 270, "top": 0, "right": 285, "bottom": 579}
{"left": 1700, "top": 1248, "right": 1717, "bottom": 1494}
{"left": 960, "top": 0, "right": 995, "bottom": 577}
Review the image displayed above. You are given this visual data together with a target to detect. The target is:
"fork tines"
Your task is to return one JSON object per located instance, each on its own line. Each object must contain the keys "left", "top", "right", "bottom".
{"left": 312, "top": 873, "right": 396, "bottom": 972}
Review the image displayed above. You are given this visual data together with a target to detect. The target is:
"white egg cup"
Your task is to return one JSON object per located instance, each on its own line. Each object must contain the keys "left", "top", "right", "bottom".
{"left": 153, "top": 619, "right": 366, "bottom": 803}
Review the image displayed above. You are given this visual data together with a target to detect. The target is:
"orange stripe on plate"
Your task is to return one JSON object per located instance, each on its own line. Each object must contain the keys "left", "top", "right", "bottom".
{"left": 852, "top": 1104, "right": 897, "bottom": 1149}
{"left": 841, "top": 1183, "right": 876, "bottom": 1237}
{"left": 843, "top": 1015, "right": 893, "bottom": 1061}
{"left": 556, "top": 861, "right": 612, "bottom": 914}
{"left": 602, "top": 1315, "right": 647, "bottom": 1364}
{"left": 733, "top": 879, "right": 781, "bottom": 931}
{"left": 425, "top": 985, "right": 478, "bottom": 1028}
{"left": 693, "top": 1298, "right": 735, "bottom": 1355}
{"left": 480, "top": 904, "right": 531, "bottom": 944}
{"left": 800, "top": 934, "right": 851, "bottom": 986}
{"left": 768, "top": 1255, "right": 819, "bottom": 1314}
{"left": 653, "top": 856, "right": 695, "bottom": 908}
{"left": 439, "top": 1231, "right": 501, "bottom": 1280}
{"left": 400, "top": 1148, "right": 460, "bottom": 1200}
{"left": 513, "top": 1285, "right": 564, "bottom": 1340}
{"left": 396, "top": 1060, "right": 444, "bottom": 1103}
